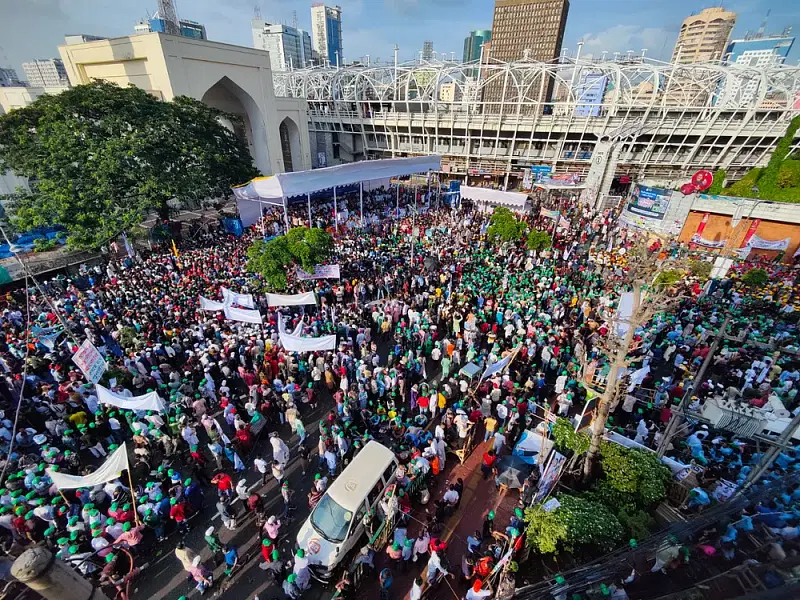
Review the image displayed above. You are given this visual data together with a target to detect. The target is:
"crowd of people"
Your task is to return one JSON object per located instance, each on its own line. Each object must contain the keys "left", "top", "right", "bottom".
{"left": 0, "top": 182, "right": 799, "bottom": 600}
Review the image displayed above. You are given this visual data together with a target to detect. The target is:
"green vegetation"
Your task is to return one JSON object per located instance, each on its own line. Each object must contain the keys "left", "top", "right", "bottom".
{"left": 551, "top": 417, "right": 590, "bottom": 454}
{"left": 707, "top": 168, "right": 726, "bottom": 195}
{"left": 486, "top": 207, "right": 525, "bottom": 243}
{"left": 741, "top": 268, "right": 769, "bottom": 288}
{"left": 247, "top": 227, "right": 333, "bottom": 290}
{"left": 653, "top": 269, "right": 683, "bottom": 287}
{"left": 722, "top": 115, "right": 800, "bottom": 202}
{"left": 526, "top": 229, "right": 553, "bottom": 251}
{"left": 598, "top": 442, "right": 671, "bottom": 506}
{"left": 0, "top": 81, "right": 258, "bottom": 248}
{"left": 32, "top": 238, "right": 57, "bottom": 252}
{"left": 689, "top": 260, "right": 713, "bottom": 280}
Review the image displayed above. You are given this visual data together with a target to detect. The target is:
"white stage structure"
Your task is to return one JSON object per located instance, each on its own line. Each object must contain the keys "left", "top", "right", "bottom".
{"left": 460, "top": 186, "right": 529, "bottom": 213}
{"left": 232, "top": 155, "right": 442, "bottom": 231}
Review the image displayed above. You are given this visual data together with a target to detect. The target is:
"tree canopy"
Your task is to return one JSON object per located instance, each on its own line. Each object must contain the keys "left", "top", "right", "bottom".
{"left": 0, "top": 81, "right": 258, "bottom": 248}
{"left": 486, "top": 206, "right": 525, "bottom": 244}
{"left": 247, "top": 227, "right": 333, "bottom": 290}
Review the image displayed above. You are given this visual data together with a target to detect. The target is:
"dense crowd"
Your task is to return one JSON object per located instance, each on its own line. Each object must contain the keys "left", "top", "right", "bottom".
{"left": 1, "top": 185, "right": 799, "bottom": 600}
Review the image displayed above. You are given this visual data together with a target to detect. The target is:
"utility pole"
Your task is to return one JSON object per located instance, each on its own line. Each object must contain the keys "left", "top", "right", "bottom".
{"left": 656, "top": 314, "right": 732, "bottom": 457}
{"left": 738, "top": 410, "right": 800, "bottom": 495}
{"left": 12, "top": 547, "right": 112, "bottom": 600}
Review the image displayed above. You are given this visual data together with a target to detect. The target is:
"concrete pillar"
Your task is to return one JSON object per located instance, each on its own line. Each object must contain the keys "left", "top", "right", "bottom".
{"left": 11, "top": 547, "right": 112, "bottom": 600}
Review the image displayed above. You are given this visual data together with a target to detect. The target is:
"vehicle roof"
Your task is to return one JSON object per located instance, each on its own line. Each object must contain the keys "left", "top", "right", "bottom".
{"left": 325, "top": 441, "right": 396, "bottom": 511}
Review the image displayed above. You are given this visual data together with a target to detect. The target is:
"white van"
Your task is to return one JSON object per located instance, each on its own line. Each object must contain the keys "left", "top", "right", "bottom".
{"left": 295, "top": 440, "right": 398, "bottom": 581}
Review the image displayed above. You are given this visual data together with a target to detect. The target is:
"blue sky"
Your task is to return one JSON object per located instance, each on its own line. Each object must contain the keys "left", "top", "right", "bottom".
{"left": 1, "top": 0, "right": 798, "bottom": 76}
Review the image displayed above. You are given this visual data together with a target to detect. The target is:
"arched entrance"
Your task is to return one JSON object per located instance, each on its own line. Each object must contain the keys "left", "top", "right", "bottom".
{"left": 201, "top": 77, "right": 271, "bottom": 175}
{"left": 279, "top": 117, "right": 302, "bottom": 173}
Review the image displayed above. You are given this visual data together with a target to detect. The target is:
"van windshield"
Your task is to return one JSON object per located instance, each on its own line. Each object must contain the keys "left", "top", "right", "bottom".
{"left": 310, "top": 495, "right": 352, "bottom": 542}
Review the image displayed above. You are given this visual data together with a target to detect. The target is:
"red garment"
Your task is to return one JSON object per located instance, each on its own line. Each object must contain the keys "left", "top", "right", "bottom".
{"left": 213, "top": 473, "right": 233, "bottom": 492}
{"left": 482, "top": 452, "right": 498, "bottom": 468}
{"left": 170, "top": 503, "right": 186, "bottom": 522}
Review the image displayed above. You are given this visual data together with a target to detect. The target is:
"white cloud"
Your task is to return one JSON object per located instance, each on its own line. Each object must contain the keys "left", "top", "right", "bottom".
{"left": 580, "top": 25, "right": 675, "bottom": 61}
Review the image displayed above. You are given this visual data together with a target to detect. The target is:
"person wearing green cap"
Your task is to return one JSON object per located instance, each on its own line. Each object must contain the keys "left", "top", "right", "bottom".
{"left": 483, "top": 510, "right": 495, "bottom": 539}
{"left": 283, "top": 572, "right": 302, "bottom": 599}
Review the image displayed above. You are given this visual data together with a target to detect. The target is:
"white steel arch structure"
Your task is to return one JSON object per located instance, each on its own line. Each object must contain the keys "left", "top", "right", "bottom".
{"left": 274, "top": 57, "right": 800, "bottom": 186}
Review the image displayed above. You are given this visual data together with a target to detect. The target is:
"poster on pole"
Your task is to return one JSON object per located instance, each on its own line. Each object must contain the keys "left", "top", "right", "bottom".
{"left": 534, "top": 450, "right": 566, "bottom": 503}
{"left": 626, "top": 185, "right": 672, "bottom": 220}
{"left": 72, "top": 339, "right": 107, "bottom": 383}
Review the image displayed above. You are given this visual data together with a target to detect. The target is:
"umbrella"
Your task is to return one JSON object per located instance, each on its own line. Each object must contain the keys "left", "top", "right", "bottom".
{"left": 495, "top": 455, "right": 534, "bottom": 489}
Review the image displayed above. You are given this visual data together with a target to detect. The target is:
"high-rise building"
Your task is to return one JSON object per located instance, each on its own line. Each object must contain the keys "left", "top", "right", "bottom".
{"left": 671, "top": 7, "right": 737, "bottom": 64}
{"left": 22, "top": 59, "right": 69, "bottom": 88}
{"left": 487, "top": 0, "right": 569, "bottom": 106}
{"left": 422, "top": 40, "right": 434, "bottom": 61}
{"left": 0, "top": 67, "right": 23, "bottom": 88}
{"left": 252, "top": 18, "right": 314, "bottom": 71}
{"left": 716, "top": 30, "right": 795, "bottom": 107}
{"left": 310, "top": 4, "right": 343, "bottom": 66}
{"left": 463, "top": 30, "right": 492, "bottom": 63}
{"left": 490, "top": 0, "right": 568, "bottom": 63}
{"left": 573, "top": 73, "right": 608, "bottom": 117}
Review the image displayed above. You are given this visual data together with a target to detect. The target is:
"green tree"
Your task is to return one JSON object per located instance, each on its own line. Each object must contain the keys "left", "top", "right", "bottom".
{"left": 0, "top": 81, "right": 258, "bottom": 248}
{"left": 653, "top": 269, "right": 683, "bottom": 287}
{"left": 486, "top": 207, "right": 525, "bottom": 243}
{"left": 551, "top": 417, "right": 590, "bottom": 454}
{"left": 526, "top": 229, "right": 553, "bottom": 251}
{"left": 525, "top": 494, "right": 623, "bottom": 554}
{"left": 247, "top": 227, "right": 333, "bottom": 290}
{"left": 599, "top": 442, "right": 671, "bottom": 506}
{"left": 708, "top": 169, "right": 726, "bottom": 195}
{"left": 741, "top": 268, "right": 769, "bottom": 288}
{"left": 689, "top": 260, "right": 713, "bottom": 280}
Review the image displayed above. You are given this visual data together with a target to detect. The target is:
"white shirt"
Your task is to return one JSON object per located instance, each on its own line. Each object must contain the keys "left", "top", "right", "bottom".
{"left": 410, "top": 582, "right": 423, "bottom": 600}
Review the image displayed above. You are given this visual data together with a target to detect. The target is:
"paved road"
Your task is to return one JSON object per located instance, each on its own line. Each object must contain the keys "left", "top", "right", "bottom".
{"left": 130, "top": 398, "right": 334, "bottom": 600}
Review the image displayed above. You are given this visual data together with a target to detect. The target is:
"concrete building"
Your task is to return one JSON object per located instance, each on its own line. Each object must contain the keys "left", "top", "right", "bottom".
{"left": 310, "top": 4, "right": 343, "bottom": 66}
{"left": 135, "top": 16, "right": 207, "bottom": 40}
{"left": 489, "top": 0, "right": 568, "bottom": 62}
{"left": 671, "top": 7, "right": 737, "bottom": 64}
{"left": 717, "top": 32, "right": 796, "bottom": 107}
{"left": 0, "top": 67, "right": 23, "bottom": 88}
{"left": 64, "top": 34, "right": 107, "bottom": 46}
{"left": 276, "top": 58, "right": 800, "bottom": 188}
{"left": 422, "top": 41, "right": 434, "bottom": 62}
{"left": 58, "top": 33, "right": 312, "bottom": 175}
{"left": 22, "top": 59, "right": 70, "bottom": 88}
{"left": 486, "top": 0, "right": 569, "bottom": 105}
{"left": 252, "top": 18, "right": 314, "bottom": 71}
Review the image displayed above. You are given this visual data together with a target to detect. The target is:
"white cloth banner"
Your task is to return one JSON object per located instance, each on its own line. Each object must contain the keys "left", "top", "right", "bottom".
{"left": 278, "top": 315, "right": 336, "bottom": 352}
{"left": 72, "top": 339, "right": 107, "bottom": 384}
{"left": 199, "top": 297, "right": 226, "bottom": 311}
{"left": 746, "top": 234, "right": 790, "bottom": 251}
{"left": 96, "top": 385, "right": 167, "bottom": 413}
{"left": 221, "top": 287, "right": 255, "bottom": 308}
{"left": 47, "top": 443, "right": 130, "bottom": 491}
{"left": 691, "top": 234, "right": 728, "bottom": 248}
{"left": 480, "top": 347, "right": 519, "bottom": 381}
{"left": 296, "top": 265, "right": 341, "bottom": 280}
{"left": 614, "top": 291, "right": 634, "bottom": 339}
{"left": 224, "top": 305, "right": 264, "bottom": 324}
{"left": 266, "top": 291, "right": 317, "bottom": 307}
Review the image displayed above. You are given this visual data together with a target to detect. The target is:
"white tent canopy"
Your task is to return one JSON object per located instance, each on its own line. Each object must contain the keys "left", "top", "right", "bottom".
{"left": 232, "top": 155, "right": 442, "bottom": 202}
{"left": 460, "top": 186, "right": 528, "bottom": 212}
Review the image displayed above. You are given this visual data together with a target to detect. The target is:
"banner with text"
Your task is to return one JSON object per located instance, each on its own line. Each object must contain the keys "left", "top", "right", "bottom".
{"left": 626, "top": 185, "right": 672, "bottom": 220}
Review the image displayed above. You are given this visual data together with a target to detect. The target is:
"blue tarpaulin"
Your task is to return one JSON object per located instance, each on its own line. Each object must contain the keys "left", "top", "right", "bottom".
{"left": 222, "top": 218, "right": 244, "bottom": 237}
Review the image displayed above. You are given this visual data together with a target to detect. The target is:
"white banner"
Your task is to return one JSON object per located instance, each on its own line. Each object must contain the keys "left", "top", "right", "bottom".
{"left": 691, "top": 234, "right": 728, "bottom": 248}
{"left": 96, "top": 385, "right": 167, "bottom": 413}
{"left": 266, "top": 291, "right": 317, "bottom": 307}
{"left": 72, "top": 339, "right": 107, "bottom": 384}
{"left": 480, "top": 346, "right": 520, "bottom": 381}
{"left": 224, "top": 305, "right": 264, "bottom": 324}
{"left": 746, "top": 234, "right": 790, "bottom": 251}
{"left": 47, "top": 443, "right": 130, "bottom": 490}
{"left": 296, "top": 265, "right": 341, "bottom": 280}
{"left": 614, "top": 291, "right": 634, "bottom": 338}
{"left": 278, "top": 314, "right": 336, "bottom": 352}
{"left": 199, "top": 296, "right": 226, "bottom": 311}
{"left": 221, "top": 287, "right": 255, "bottom": 308}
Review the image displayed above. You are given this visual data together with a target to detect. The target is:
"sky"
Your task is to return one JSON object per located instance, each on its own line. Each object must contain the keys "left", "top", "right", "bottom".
{"left": 1, "top": 0, "right": 798, "bottom": 78}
